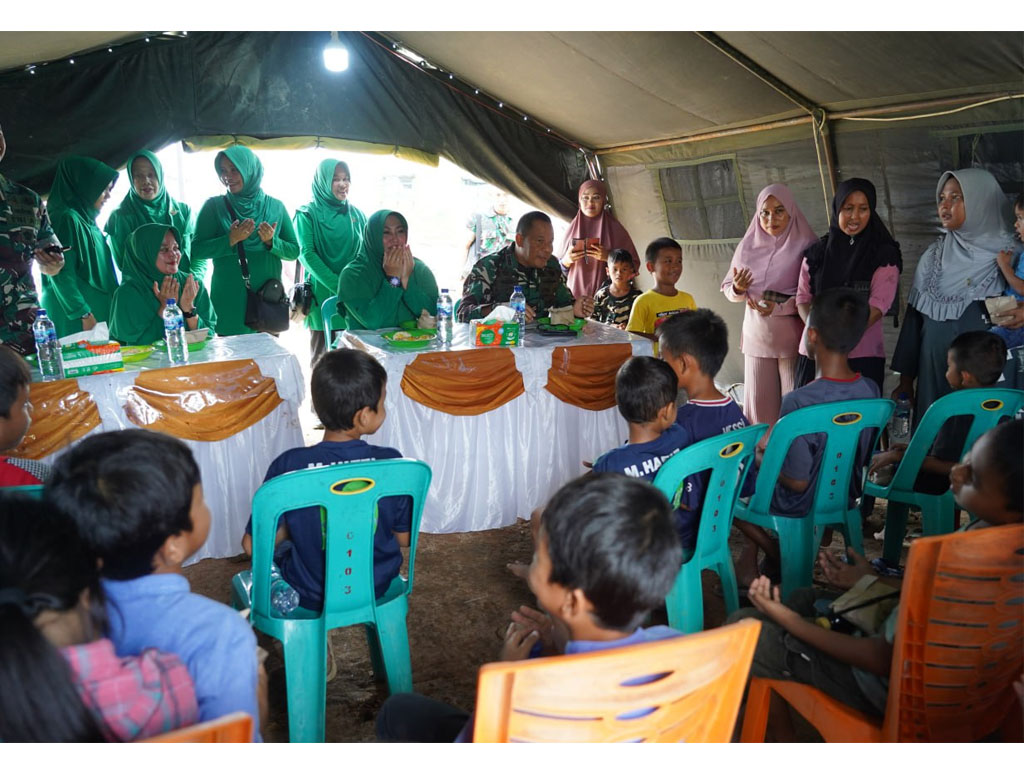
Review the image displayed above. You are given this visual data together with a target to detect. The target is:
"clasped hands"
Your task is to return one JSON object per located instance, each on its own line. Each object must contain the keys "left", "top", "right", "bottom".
{"left": 228, "top": 219, "right": 277, "bottom": 248}
{"left": 382, "top": 244, "right": 415, "bottom": 287}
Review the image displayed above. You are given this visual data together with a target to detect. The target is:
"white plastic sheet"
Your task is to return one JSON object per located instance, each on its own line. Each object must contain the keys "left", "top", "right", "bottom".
{"left": 343, "top": 322, "right": 653, "bottom": 532}
{"left": 35, "top": 334, "right": 305, "bottom": 563}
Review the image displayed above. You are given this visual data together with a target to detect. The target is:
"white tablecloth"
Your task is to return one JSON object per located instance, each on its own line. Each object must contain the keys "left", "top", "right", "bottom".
{"left": 342, "top": 322, "right": 652, "bottom": 533}
{"left": 33, "top": 334, "right": 305, "bottom": 563}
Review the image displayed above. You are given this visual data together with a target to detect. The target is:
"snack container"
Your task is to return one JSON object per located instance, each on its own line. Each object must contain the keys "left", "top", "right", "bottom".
{"left": 60, "top": 340, "right": 124, "bottom": 377}
{"left": 470, "top": 320, "right": 520, "bottom": 347}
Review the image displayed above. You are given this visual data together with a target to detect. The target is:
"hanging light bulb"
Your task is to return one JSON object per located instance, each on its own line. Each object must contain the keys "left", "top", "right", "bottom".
{"left": 323, "top": 31, "right": 349, "bottom": 73}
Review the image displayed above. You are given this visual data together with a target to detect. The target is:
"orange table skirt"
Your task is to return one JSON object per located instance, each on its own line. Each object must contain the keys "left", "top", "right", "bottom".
{"left": 400, "top": 348, "right": 524, "bottom": 416}
{"left": 124, "top": 359, "right": 283, "bottom": 441}
{"left": 8, "top": 379, "right": 101, "bottom": 460}
{"left": 545, "top": 343, "right": 633, "bottom": 411}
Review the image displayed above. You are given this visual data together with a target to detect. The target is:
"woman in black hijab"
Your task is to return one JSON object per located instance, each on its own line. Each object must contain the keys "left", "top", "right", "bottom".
{"left": 795, "top": 178, "right": 903, "bottom": 390}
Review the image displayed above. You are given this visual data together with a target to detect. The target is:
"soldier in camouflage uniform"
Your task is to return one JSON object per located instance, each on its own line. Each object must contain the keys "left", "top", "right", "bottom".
{"left": 457, "top": 211, "right": 595, "bottom": 323}
{"left": 0, "top": 124, "right": 64, "bottom": 355}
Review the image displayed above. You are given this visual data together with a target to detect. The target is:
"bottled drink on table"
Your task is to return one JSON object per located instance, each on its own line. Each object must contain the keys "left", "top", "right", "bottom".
{"left": 269, "top": 563, "right": 300, "bottom": 615}
{"left": 510, "top": 284, "right": 526, "bottom": 347}
{"left": 162, "top": 298, "right": 189, "bottom": 366}
{"left": 891, "top": 393, "right": 912, "bottom": 440}
{"left": 32, "top": 309, "right": 64, "bottom": 381}
{"left": 437, "top": 288, "right": 453, "bottom": 346}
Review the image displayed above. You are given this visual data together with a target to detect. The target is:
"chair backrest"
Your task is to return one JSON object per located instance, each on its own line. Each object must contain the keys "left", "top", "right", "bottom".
{"left": 321, "top": 295, "right": 345, "bottom": 342}
{"left": 140, "top": 712, "right": 253, "bottom": 743}
{"left": 747, "top": 398, "right": 894, "bottom": 518}
{"left": 884, "top": 523, "right": 1024, "bottom": 742}
{"left": 889, "top": 388, "right": 1024, "bottom": 492}
{"left": 472, "top": 619, "right": 761, "bottom": 742}
{"left": 0, "top": 484, "right": 44, "bottom": 499}
{"left": 250, "top": 458, "right": 431, "bottom": 628}
{"left": 652, "top": 423, "right": 768, "bottom": 559}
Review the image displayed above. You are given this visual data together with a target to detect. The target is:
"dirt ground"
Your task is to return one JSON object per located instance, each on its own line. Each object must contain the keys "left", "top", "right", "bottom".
{"left": 184, "top": 504, "right": 905, "bottom": 742}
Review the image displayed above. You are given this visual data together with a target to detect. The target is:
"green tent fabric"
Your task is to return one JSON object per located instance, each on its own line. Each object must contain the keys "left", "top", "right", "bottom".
{"left": 294, "top": 158, "right": 367, "bottom": 332}
{"left": 104, "top": 150, "right": 196, "bottom": 278}
{"left": 109, "top": 223, "right": 215, "bottom": 345}
{"left": 190, "top": 146, "right": 299, "bottom": 336}
{"left": 338, "top": 209, "right": 439, "bottom": 331}
{"left": 40, "top": 156, "right": 119, "bottom": 337}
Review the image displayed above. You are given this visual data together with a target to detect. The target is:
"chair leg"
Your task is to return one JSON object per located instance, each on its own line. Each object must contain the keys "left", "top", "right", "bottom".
{"left": 843, "top": 507, "right": 864, "bottom": 556}
{"left": 665, "top": 563, "right": 704, "bottom": 634}
{"left": 230, "top": 571, "right": 253, "bottom": 612}
{"left": 777, "top": 519, "right": 814, "bottom": 602}
{"left": 717, "top": 558, "right": 740, "bottom": 618}
{"left": 280, "top": 622, "right": 327, "bottom": 742}
{"left": 881, "top": 501, "right": 909, "bottom": 565}
{"left": 920, "top": 495, "right": 955, "bottom": 538}
{"left": 740, "top": 678, "right": 773, "bottom": 742}
{"left": 371, "top": 599, "right": 414, "bottom": 694}
{"left": 364, "top": 624, "right": 386, "bottom": 680}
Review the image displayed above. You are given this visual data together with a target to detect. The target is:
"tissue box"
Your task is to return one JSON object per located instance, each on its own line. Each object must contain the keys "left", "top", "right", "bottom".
{"left": 61, "top": 340, "right": 124, "bottom": 378}
{"left": 470, "top": 320, "right": 520, "bottom": 347}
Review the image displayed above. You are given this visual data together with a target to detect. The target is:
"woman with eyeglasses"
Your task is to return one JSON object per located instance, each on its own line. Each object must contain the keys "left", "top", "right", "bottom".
{"left": 890, "top": 169, "right": 1014, "bottom": 424}
{"left": 721, "top": 184, "right": 817, "bottom": 429}
{"left": 190, "top": 146, "right": 298, "bottom": 336}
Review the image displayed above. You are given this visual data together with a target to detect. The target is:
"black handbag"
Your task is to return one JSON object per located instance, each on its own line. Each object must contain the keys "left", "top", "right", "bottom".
{"left": 223, "top": 197, "right": 290, "bottom": 334}
{"left": 289, "top": 260, "right": 314, "bottom": 323}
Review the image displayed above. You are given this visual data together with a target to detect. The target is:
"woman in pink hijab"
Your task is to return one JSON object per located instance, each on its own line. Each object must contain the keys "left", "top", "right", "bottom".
{"left": 558, "top": 180, "right": 639, "bottom": 299}
{"left": 721, "top": 183, "right": 817, "bottom": 428}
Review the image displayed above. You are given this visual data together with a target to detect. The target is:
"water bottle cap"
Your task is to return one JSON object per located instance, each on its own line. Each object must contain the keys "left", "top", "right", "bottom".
{"left": 36, "top": 309, "right": 47, "bottom": 316}
{"left": 166, "top": 298, "right": 176, "bottom": 305}
{"left": 441, "top": 288, "right": 449, "bottom": 294}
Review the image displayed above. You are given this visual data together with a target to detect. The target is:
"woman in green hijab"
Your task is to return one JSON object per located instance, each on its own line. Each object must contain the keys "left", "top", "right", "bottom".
{"left": 294, "top": 158, "right": 366, "bottom": 363}
{"left": 190, "top": 146, "right": 299, "bottom": 336}
{"left": 109, "top": 224, "right": 215, "bottom": 345}
{"left": 104, "top": 150, "right": 197, "bottom": 278}
{"left": 40, "top": 156, "right": 119, "bottom": 337}
{"left": 338, "top": 210, "right": 439, "bottom": 331}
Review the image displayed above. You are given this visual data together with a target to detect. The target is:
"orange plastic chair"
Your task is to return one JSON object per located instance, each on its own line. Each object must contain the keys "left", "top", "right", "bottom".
{"left": 740, "top": 523, "right": 1024, "bottom": 742}
{"left": 472, "top": 619, "right": 761, "bottom": 742}
{"left": 140, "top": 712, "right": 253, "bottom": 743}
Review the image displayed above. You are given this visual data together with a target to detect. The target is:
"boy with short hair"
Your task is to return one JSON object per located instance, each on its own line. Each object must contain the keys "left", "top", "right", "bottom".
{"left": 626, "top": 237, "right": 696, "bottom": 348}
{"left": 656, "top": 309, "right": 755, "bottom": 551}
{"left": 592, "top": 248, "right": 642, "bottom": 329}
{"left": 869, "top": 330, "right": 1007, "bottom": 496}
{"left": 0, "top": 345, "right": 49, "bottom": 485}
{"left": 592, "top": 355, "right": 691, "bottom": 543}
{"left": 240, "top": 347, "right": 412, "bottom": 609}
{"left": 376, "top": 472, "right": 684, "bottom": 742}
{"left": 46, "top": 429, "right": 263, "bottom": 739}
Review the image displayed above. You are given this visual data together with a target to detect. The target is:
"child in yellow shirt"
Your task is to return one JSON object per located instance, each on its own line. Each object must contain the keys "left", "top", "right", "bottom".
{"left": 626, "top": 237, "right": 696, "bottom": 353}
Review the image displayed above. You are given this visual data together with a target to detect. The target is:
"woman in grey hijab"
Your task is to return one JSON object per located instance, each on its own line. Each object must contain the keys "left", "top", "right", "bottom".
{"left": 891, "top": 168, "right": 1014, "bottom": 422}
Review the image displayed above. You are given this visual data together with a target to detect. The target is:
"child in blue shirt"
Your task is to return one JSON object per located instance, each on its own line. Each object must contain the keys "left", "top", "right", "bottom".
{"left": 375, "top": 472, "right": 684, "bottom": 742}
{"left": 241, "top": 348, "right": 412, "bottom": 610}
{"left": 592, "top": 355, "right": 692, "bottom": 543}
{"left": 47, "top": 429, "right": 264, "bottom": 740}
{"left": 992, "top": 192, "right": 1024, "bottom": 349}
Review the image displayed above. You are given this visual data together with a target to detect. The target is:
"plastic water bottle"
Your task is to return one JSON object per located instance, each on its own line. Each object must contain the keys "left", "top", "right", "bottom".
{"left": 162, "top": 299, "right": 188, "bottom": 365}
{"left": 510, "top": 284, "right": 526, "bottom": 347}
{"left": 32, "top": 309, "right": 64, "bottom": 381}
{"left": 269, "top": 563, "right": 300, "bottom": 615}
{"left": 437, "top": 288, "right": 453, "bottom": 346}
{"left": 891, "top": 394, "right": 912, "bottom": 440}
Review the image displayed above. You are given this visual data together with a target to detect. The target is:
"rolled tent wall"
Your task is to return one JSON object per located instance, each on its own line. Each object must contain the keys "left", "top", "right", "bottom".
{"left": 0, "top": 31, "right": 589, "bottom": 218}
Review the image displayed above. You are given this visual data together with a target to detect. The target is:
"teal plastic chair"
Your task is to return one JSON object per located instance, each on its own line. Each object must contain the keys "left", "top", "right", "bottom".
{"left": 862, "top": 387, "right": 1024, "bottom": 565}
{"left": 230, "top": 458, "right": 432, "bottom": 742}
{"left": 734, "top": 398, "right": 894, "bottom": 600}
{"left": 652, "top": 423, "right": 768, "bottom": 634}
{"left": 0, "top": 484, "right": 44, "bottom": 499}
{"left": 320, "top": 296, "right": 345, "bottom": 350}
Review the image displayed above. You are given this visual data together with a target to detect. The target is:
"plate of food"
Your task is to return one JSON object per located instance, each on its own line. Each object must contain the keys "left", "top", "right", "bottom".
{"left": 120, "top": 345, "right": 156, "bottom": 363}
{"left": 381, "top": 328, "right": 438, "bottom": 350}
{"left": 536, "top": 317, "right": 586, "bottom": 336}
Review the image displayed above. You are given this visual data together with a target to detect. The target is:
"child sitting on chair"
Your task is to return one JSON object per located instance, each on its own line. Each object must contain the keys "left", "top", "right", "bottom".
{"left": 240, "top": 348, "right": 412, "bottom": 609}
{"left": 0, "top": 345, "right": 50, "bottom": 486}
{"left": 47, "top": 429, "right": 265, "bottom": 740}
{"left": 731, "top": 418, "right": 1023, "bottom": 729}
{"left": 376, "top": 472, "right": 684, "bottom": 742}
{"left": 868, "top": 330, "right": 1007, "bottom": 495}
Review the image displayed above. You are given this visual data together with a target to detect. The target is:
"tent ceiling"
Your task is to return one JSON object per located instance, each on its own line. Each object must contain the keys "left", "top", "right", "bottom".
{"left": 0, "top": 32, "right": 143, "bottom": 72}
{"left": 390, "top": 31, "right": 1024, "bottom": 149}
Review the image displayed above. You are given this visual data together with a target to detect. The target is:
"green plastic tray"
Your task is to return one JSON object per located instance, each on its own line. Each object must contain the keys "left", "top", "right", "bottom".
{"left": 381, "top": 329, "right": 438, "bottom": 350}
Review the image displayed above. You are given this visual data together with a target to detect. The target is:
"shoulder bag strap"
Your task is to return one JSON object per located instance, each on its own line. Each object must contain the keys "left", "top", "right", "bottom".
{"left": 223, "top": 196, "right": 251, "bottom": 289}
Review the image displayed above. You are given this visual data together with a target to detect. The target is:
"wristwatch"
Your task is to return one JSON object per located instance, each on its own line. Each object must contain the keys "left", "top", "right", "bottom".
{"left": 181, "top": 308, "right": 198, "bottom": 319}
{"left": 388, "top": 276, "right": 401, "bottom": 288}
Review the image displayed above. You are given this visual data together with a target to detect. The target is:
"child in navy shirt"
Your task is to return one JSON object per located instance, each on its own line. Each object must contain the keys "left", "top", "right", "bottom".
{"left": 592, "top": 356, "right": 691, "bottom": 543}
{"left": 241, "top": 348, "right": 411, "bottom": 610}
